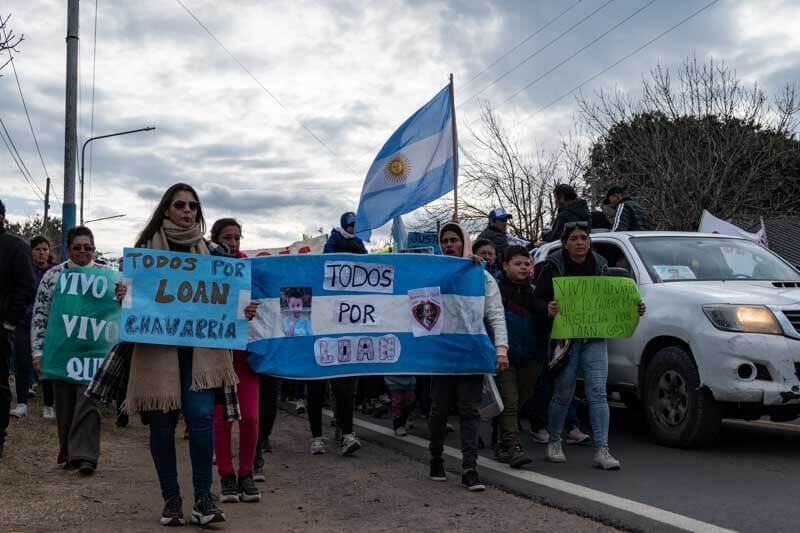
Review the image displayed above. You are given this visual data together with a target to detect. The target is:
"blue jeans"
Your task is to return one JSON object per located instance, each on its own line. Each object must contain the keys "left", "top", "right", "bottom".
{"left": 148, "top": 348, "right": 215, "bottom": 501}
{"left": 548, "top": 339, "right": 610, "bottom": 448}
{"left": 527, "top": 368, "right": 581, "bottom": 432}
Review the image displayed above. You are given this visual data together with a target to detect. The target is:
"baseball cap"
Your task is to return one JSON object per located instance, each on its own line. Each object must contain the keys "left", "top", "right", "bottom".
{"left": 488, "top": 208, "right": 512, "bottom": 221}
{"left": 603, "top": 185, "right": 625, "bottom": 204}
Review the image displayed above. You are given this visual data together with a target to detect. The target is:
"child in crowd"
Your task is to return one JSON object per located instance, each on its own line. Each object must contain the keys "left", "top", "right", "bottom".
{"left": 494, "top": 245, "right": 544, "bottom": 468}
{"left": 384, "top": 376, "right": 416, "bottom": 436}
{"left": 472, "top": 239, "right": 499, "bottom": 277}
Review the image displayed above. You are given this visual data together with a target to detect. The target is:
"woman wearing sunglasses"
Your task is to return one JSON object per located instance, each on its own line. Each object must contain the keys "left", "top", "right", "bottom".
{"left": 116, "top": 183, "right": 256, "bottom": 527}
{"left": 30, "top": 226, "right": 111, "bottom": 475}
{"left": 534, "top": 221, "right": 645, "bottom": 470}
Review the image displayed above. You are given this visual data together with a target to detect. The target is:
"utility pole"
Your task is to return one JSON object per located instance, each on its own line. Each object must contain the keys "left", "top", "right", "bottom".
{"left": 62, "top": 0, "right": 79, "bottom": 255}
{"left": 43, "top": 177, "right": 51, "bottom": 239}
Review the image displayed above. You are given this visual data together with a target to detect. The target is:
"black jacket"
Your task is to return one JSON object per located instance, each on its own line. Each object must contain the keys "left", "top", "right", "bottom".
{"left": 0, "top": 228, "right": 35, "bottom": 327}
{"left": 477, "top": 224, "right": 508, "bottom": 267}
{"left": 543, "top": 199, "right": 591, "bottom": 242}
{"left": 610, "top": 198, "right": 655, "bottom": 232}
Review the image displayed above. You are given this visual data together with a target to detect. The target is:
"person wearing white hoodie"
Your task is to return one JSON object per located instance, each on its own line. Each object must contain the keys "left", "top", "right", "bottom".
{"left": 427, "top": 221, "right": 509, "bottom": 492}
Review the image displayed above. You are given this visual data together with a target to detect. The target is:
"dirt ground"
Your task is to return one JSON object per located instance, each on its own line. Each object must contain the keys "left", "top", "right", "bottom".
{"left": 1, "top": 395, "right": 619, "bottom": 533}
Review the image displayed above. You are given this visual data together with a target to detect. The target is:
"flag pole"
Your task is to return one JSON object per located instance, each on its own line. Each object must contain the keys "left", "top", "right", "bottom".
{"left": 449, "top": 73, "right": 459, "bottom": 221}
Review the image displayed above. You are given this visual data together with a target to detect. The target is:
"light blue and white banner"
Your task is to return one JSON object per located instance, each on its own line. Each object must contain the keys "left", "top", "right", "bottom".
{"left": 355, "top": 84, "right": 455, "bottom": 241}
{"left": 247, "top": 254, "right": 494, "bottom": 379}
{"left": 120, "top": 249, "right": 252, "bottom": 349}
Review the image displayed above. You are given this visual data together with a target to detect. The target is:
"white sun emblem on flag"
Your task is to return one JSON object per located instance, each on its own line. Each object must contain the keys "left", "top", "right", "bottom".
{"left": 384, "top": 153, "right": 410, "bottom": 184}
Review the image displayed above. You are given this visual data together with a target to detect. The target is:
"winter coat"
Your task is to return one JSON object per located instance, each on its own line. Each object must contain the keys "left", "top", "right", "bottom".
{"left": 477, "top": 224, "right": 508, "bottom": 267}
{"left": 437, "top": 221, "right": 508, "bottom": 350}
{"left": 0, "top": 228, "right": 35, "bottom": 327}
{"left": 543, "top": 199, "right": 591, "bottom": 242}
{"left": 610, "top": 198, "right": 655, "bottom": 232}
{"left": 498, "top": 273, "right": 541, "bottom": 367}
{"left": 324, "top": 228, "right": 368, "bottom": 254}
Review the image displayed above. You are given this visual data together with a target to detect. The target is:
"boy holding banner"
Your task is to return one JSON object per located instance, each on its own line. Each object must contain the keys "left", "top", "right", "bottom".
{"left": 31, "top": 227, "right": 119, "bottom": 476}
{"left": 428, "top": 222, "right": 508, "bottom": 492}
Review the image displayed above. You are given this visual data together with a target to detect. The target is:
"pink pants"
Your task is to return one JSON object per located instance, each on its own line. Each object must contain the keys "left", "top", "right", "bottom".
{"left": 213, "top": 351, "right": 259, "bottom": 477}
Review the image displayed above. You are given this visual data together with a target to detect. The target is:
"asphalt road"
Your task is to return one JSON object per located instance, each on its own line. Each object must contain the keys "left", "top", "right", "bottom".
{"left": 350, "top": 403, "right": 800, "bottom": 533}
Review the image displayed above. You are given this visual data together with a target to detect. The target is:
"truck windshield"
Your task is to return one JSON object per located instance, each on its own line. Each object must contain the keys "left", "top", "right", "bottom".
{"left": 631, "top": 236, "right": 800, "bottom": 282}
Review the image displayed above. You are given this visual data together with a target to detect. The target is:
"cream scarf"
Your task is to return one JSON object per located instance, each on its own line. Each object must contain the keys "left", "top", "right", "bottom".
{"left": 124, "top": 220, "right": 238, "bottom": 413}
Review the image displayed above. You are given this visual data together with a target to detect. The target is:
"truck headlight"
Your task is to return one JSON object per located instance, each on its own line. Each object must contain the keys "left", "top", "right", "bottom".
{"left": 702, "top": 305, "right": 783, "bottom": 335}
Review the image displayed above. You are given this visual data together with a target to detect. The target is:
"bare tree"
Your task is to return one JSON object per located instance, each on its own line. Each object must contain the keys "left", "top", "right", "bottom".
{"left": 0, "top": 14, "right": 23, "bottom": 73}
{"left": 416, "top": 102, "right": 585, "bottom": 241}
{"left": 580, "top": 56, "right": 800, "bottom": 229}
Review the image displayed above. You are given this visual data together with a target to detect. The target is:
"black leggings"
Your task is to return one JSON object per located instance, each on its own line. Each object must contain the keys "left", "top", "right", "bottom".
{"left": 257, "top": 375, "right": 280, "bottom": 449}
{"left": 307, "top": 378, "right": 355, "bottom": 438}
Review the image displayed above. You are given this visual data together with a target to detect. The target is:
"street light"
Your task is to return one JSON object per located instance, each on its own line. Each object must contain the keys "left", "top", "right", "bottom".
{"left": 80, "top": 126, "right": 155, "bottom": 225}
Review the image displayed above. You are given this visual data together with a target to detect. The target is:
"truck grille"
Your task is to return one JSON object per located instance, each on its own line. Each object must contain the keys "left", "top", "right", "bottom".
{"left": 785, "top": 310, "right": 800, "bottom": 334}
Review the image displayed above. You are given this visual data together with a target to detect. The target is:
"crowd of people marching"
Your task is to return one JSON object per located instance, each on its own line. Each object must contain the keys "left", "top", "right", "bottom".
{"left": 0, "top": 182, "right": 649, "bottom": 527}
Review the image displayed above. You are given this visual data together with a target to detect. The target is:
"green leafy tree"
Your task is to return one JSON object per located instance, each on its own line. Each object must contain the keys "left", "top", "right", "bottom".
{"left": 6, "top": 215, "right": 63, "bottom": 259}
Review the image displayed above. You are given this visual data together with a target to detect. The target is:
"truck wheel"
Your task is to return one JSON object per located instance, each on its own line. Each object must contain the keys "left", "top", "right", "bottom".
{"left": 644, "top": 346, "right": 722, "bottom": 448}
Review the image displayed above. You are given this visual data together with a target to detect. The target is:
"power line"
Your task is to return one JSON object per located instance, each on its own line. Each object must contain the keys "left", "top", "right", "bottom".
{"left": 518, "top": 0, "right": 721, "bottom": 125}
{"left": 458, "top": 0, "right": 616, "bottom": 108}
{"left": 173, "top": 0, "right": 356, "bottom": 173}
{"left": 464, "top": 0, "right": 585, "bottom": 88}
{"left": 0, "top": 117, "right": 44, "bottom": 201}
{"left": 499, "top": 0, "right": 658, "bottom": 109}
{"left": 1, "top": 26, "right": 57, "bottom": 204}
{"left": 87, "top": 0, "right": 99, "bottom": 213}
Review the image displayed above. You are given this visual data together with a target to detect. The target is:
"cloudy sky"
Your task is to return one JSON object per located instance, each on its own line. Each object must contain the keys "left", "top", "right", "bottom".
{"left": 1, "top": 0, "right": 798, "bottom": 255}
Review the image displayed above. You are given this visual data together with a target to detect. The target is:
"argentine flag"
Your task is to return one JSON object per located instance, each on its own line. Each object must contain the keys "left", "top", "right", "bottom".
{"left": 355, "top": 84, "right": 455, "bottom": 240}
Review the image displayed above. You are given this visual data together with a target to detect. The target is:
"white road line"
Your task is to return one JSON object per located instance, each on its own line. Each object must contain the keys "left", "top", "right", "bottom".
{"left": 337, "top": 411, "right": 739, "bottom": 533}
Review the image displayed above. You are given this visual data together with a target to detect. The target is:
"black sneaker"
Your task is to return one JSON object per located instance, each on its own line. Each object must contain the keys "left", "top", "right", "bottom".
{"left": 160, "top": 495, "right": 185, "bottom": 527}
{"left": 116, "top": 413, "right": 129, "bottom": 428}
{"left": 253, "top": 455, "right": 266, "bottom": 482}
{"left": 494, "top": 446, "right": 511, "bottom": 464}
{"left": 238, "top": 472, "right": 261, "bottom": 502}
{"left": 508, "top": 444, "right": 532, "bottom": 469}
{"left": 191, "top": 494, "right": 226, "bottom": 526}
{"left": 429, "top": 458, "right": 447, "bottom": 481}
{"left": 220, "top": 473, "right": 239, "bottom": 503}
{"left": 77, "top": 461, "right": 96, "bottom": 476}
{"left": 461, "top": 469, "right": 486, "bottom": 492}
{"left": 263, "top": 438, "right": 273, "bottom": 453}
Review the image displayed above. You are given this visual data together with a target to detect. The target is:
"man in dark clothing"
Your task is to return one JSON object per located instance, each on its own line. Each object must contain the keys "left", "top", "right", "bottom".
{"left": 0, "top": 199, "right": 36, "bottom": 457}
{"left": 542, "top": 184, "right": 591, "bottom": 242}
{"left": 605, "top": 186, "right": 655, "bottom": 232}
{"left": 478, "top": 208, "right": 512, "bottom": 268}
{"left": 324, "top": 211, "right": 368, "bottom": 254}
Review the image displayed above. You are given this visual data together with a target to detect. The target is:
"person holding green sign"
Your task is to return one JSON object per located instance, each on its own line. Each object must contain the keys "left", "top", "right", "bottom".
{"left": 31, "top": 226, "right": 119, "bottom": 476}
{"left": 534, "top": 222, "right": 646, "bottom": 470}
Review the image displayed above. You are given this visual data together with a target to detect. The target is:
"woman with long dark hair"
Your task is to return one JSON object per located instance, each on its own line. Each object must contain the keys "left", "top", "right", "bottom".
{"left": 117, "top": 184, "right": 256, "bottom": 527}
{"left": 208, "top": 218, "right": 264, "bottom": 502}
{"left": 534, "top": 222, "right": 645, "bottom": 470}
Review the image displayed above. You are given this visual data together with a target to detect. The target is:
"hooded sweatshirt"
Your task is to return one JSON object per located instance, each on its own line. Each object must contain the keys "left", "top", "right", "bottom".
{"left": 438, "top": 221, "right": 508, "bottom": 351}
{"left": 324, "top": 213, "right": 368, "bottom": 254}
{"left": 543, "top": 199, "right": 591, "bottom": 242}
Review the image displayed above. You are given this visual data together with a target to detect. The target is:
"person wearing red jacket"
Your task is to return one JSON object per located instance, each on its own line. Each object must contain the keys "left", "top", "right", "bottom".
{"left": 209, "top": 218, "right": 262, "bottom": 504}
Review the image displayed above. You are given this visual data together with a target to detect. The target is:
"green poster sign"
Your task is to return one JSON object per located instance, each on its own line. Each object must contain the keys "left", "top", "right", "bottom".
{"left": 551, "top": 276, "right": 640, "bottom": 340}
{"left": 41, "top": 266, "right": 122, "bottom": 384}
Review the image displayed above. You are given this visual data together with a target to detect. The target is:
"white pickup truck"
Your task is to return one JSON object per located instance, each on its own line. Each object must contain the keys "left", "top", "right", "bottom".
{"left": 534, "top": 232, "right": 800, "bottom": 448}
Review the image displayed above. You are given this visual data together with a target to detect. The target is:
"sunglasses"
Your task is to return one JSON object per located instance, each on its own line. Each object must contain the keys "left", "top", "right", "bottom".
{"left": 172, "top": 200, "right": 200, "bottom": 211}
{"left": 563, "top": 221, "right": 589, "bottom": 230}
{"left": 71, "top": 244, "right": 95, "bottom": 252}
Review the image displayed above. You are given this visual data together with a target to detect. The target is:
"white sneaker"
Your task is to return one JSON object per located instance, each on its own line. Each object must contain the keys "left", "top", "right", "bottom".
{"left": 394, "top": 426, "right": 408, "bottom": 437}
{"left": 565, "top": 427, "right": 591, "bottom": 445}
{"left": 9, "top": 403, "right": 27, "bottom": 418}
{"left": 546, "top": 441, "right": 566, "bottom": 463}
{"left": 295, "top": 399, "right": 306, "bottom": 415}
{"left": 42, "top": 406, "right": 55, "bottom": 419}
{"left": 341, "top": 433, "right": 361, "bottom": 456}
{"left": 592, "top": 447, "right": 621, "bottom": 470}
{"left": 531, "top": 428, "right": 549, "bottom": 444}
{"left": 310, "top": 437, "right": 325, "bottom": 455}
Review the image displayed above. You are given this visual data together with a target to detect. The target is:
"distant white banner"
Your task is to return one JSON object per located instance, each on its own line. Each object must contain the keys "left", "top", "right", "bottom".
{"left": 245, "top": 234, "right": 327, "bottom": 257}
{"left": 698, "top": 211, "right": 768, "bottom": 247}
